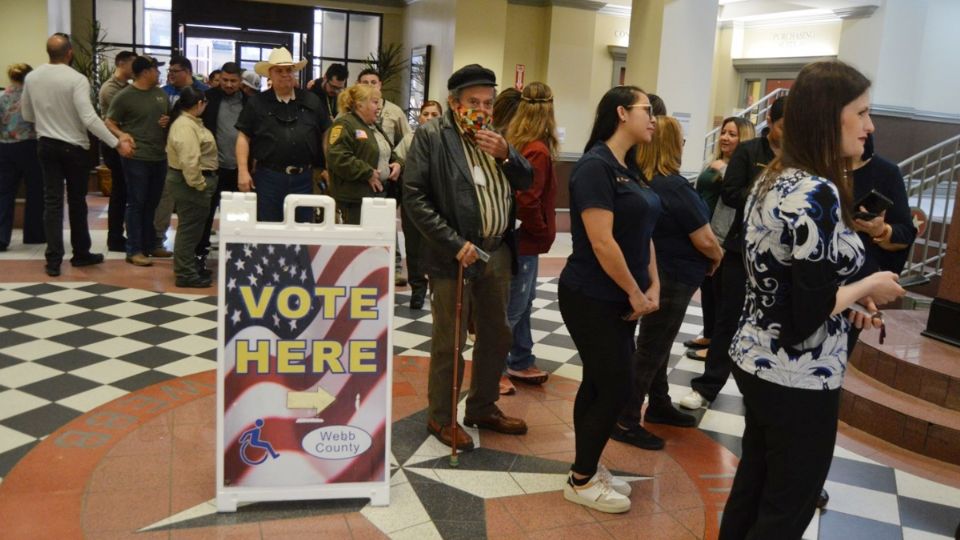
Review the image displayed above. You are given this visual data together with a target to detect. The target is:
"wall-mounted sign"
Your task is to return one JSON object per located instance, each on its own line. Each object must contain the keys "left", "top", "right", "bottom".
{"left": 732, "top": 20, "right": 841, "bottom": 59}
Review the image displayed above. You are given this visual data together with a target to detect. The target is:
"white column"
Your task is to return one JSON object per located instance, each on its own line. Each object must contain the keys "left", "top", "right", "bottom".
{"left": 47, "top": 0, "right": 70, "bottom": 34}
{"left": 651, "top": 0, "right": 719, "bottom": 174}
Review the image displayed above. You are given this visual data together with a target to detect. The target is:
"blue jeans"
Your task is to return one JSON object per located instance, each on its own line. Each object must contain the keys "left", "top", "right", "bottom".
{"left": 121, "top": 158, "right": 166, "bottom": 256}
{"left": 506, "top": 254, "right": 539, "bottom": 371}
{"left": 253, "top": 167, "right": 313, "bottom": 222}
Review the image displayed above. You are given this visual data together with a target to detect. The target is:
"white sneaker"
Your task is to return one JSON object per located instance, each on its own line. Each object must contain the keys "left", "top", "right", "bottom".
{"left": 597, "top": 463, "right": 631, "bottom": 496}
{"left": 679, "top": 390, "right": 707, "bottom": 410}
{"left": 564, "top": 472, "right": 631, "bottom": 514}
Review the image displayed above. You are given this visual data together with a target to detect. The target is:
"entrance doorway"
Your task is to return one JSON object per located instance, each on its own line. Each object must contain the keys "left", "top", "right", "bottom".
{"left": 182, "top": 25, "right": 300, "bottom": 90}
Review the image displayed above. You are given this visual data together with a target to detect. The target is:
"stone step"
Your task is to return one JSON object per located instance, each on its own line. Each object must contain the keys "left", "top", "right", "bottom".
{"left": 841, "top": 364, "right": 960, "bottom": 466}
{"left": 849, "top": 309, "right": 960, "bottom": 411}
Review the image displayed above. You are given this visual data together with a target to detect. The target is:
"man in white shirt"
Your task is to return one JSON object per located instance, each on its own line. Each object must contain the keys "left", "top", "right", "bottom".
{"left": 21, "top": 33, "right": 135, "bottom": 277}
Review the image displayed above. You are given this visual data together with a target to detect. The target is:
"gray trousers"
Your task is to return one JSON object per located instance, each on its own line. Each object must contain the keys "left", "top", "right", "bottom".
{"left": 154, "top": 176, "right": 175, "bottom": 247}
{"left": 168, "top": 169, "right": 216, "bottom": 280}
{"left": 427, "top": 245, "right": 512, "bottom": 424}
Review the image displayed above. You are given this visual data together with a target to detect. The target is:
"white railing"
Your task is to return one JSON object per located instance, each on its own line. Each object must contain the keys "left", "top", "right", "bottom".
{"left": 898, "top": 134, "right": 960, "bottom": 284}
{"left": 703, "top": 88, "right": 789, "bottom": 162}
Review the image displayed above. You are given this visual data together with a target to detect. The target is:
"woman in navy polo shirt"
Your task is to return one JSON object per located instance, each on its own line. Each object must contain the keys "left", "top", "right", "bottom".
{"left": 559, "top": 85, "right": 659, "bottom": 514}
{"left": 612, "top": 116, "right": 723, "bottom": 450}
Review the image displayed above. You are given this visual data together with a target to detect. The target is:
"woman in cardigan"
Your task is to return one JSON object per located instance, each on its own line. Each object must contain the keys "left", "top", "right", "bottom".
{"left": 327, "top": 84, "right": 400, "bottom": 224}
{"left": 719, "top": 61, "right": 905, "bottom": 539}
{"left": 685, "top": 116, "right": 755, "bottom": 360}
{"left": 500, "top": 82, "right": 559, "bottom": 392}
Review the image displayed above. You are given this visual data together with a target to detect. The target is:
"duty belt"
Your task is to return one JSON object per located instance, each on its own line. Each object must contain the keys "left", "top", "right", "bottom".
{"left": 261, "top": 163, "right": 310, "bottom": 175}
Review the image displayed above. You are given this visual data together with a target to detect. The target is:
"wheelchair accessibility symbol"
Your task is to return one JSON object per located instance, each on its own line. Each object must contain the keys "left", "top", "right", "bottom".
{"left": 239, "top": 419, "right": 279, "bottom": 466}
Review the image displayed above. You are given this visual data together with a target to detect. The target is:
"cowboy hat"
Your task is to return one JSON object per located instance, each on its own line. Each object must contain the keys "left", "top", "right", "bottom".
{"left": 254, "top": 47, "right": 307, "bottom": 78}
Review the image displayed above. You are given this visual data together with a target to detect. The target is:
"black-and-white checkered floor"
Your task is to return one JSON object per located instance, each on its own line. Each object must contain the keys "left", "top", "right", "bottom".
{"left": 1, "top": 278, "right": 958, "bottom": 538}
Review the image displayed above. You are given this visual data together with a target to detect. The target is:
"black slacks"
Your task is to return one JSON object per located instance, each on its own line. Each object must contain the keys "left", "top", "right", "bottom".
{"left": 38, "top": 137, "right": 93, "bottom": 264}
{"left": 719, "top": 368, "right": 840, "bottom": 539}
{"left": 101, "top": 143, "right": 127, "bottom": 249}
{"left": 559, "top": 282, "right": 637, "bottom": 477}
{"left": 691, "top": 251, "right": 747, "bottom": 401}
{"left": 198, "top": 167, "right": 238, "bottom": 255}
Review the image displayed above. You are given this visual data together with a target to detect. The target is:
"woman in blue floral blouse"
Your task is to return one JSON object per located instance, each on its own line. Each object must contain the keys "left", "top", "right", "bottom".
{"left": 718, "top": 61, "right": 906, "bottom": 539}
{"left": 0, "top": 63, "right": 45, "bottom": 250}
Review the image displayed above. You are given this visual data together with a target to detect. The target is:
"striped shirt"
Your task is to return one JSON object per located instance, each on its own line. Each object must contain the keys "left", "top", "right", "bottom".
{"left": 456, "top": 124, "right": 512, "bottom": 237}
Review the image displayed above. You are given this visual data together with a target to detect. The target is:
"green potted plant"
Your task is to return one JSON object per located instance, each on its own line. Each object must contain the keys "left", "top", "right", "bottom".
{"left": 364, "top": 43, "right": 407, "bottom": 104}
{"left": 71, "top": 19, "right": 114, "bottom": 195}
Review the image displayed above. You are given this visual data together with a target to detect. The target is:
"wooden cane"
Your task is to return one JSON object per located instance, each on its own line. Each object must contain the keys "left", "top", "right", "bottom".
{"left": 450, "top": 263, "right": 465, "bottom": 467}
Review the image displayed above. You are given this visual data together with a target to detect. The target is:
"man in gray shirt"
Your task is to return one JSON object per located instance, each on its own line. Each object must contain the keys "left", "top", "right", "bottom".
{"left": 21, "top": 33, "right": 134, "bottom": 276}
{"left": 198, "top": 62, "right": 246, "bottom": 259}
{"left": 98, "top": 50, "right": 136, "bottom": 252}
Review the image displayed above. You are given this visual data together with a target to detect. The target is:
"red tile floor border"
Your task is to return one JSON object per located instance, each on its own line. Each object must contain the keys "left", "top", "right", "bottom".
{"left": 0, "top": 356, "right": 742, "bottom": 539}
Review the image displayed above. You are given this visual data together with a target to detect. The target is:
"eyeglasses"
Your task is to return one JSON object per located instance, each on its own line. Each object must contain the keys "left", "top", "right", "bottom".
{"left": 168, "top": 68, "right": 185, "bottom": 74}
{"left": 626, "top": 103, "right": 654, "bottom": 116}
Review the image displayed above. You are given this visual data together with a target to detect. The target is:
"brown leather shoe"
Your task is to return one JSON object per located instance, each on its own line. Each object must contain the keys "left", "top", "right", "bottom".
{"left": 125, "top": 253, "right": 153, "bottom": 267}
{"left": 464, "top": 409, "right": 528, "bottom": 435}
{"left": 426, "top": 418, "right": 474, "bottom": 450}
{"left": 150, "top": 247, "right": 173, "bottom": 258}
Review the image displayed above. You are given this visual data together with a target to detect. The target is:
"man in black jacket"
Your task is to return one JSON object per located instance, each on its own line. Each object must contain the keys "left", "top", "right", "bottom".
{"left": 403, "top": 64, "right": 533, "bottom": 450}
{"left": 681, "top": 96, "right": 784, "bottom": 412}
{"left": 197, "top": 62, "right": 246, "bottom": 258}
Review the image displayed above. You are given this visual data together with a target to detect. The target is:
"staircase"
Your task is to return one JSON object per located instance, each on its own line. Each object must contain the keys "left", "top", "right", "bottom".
{"left": 841, "top": 310, "right": 960, "bottom": 465}
{"left": 702, "top": 88, "right": 788, "bottom": 163}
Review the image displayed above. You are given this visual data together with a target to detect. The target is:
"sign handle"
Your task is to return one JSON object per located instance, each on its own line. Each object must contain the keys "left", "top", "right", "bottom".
{"left": 283, "top": 194, "right": 337, "bottom": 229}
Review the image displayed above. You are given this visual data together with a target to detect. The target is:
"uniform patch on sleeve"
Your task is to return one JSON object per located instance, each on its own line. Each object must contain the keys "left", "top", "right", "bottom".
{"left": 329, "top": 125, "right": 343, "bottom": 145}
{"left": 356, "top": 129, "right": 368, "bottom": 140}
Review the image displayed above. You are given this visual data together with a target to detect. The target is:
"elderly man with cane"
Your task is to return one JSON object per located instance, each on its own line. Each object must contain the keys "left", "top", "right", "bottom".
{"left": 403, "top": 64, "right": 533, "bottom": 451}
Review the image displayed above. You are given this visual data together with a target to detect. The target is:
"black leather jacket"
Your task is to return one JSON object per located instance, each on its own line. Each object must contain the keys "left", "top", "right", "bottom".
{"left": 402, "top": 112, "right": 533, "bottom": 280}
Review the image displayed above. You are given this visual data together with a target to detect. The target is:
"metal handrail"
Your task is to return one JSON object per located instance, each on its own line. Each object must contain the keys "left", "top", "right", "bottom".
{"left": 898, "top": 133, "right": 960, "bottom": 283}
{"left": 703, "top": 87, "right": 789, "bottom": 162}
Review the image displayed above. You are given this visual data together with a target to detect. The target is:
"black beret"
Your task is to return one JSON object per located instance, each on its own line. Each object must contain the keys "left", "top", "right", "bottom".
{"left": 447, "top": 64, "right": 497, "bottom": 91}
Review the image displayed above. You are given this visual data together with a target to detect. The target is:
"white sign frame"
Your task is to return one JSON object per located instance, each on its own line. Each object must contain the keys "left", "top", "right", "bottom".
{"left": 215, "top": 194, "right": 395, "bottom": 512}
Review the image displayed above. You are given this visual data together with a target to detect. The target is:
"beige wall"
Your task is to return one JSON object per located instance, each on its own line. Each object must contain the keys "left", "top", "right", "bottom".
{"left": 590, "top": 12, "right": 629, "bottom": 113}
{"left": 501, "top": 3, "right": 550, "bottom": 88}
{"left": 1, "top": 2, "right": 49, "bottom": 87}
{"left": 545, "top": 6, "right": 598, "bottom": 154}
{"left": 402, "top": 0, "right": 456, "bottom": 105}
{"left": 453, "top": 0, "right": 507, "bottom": 80}
{"left": 710, "top": 24, "right": 739, "bottom": 126}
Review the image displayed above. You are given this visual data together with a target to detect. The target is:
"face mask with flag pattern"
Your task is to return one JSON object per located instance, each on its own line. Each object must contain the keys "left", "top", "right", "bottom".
{"left": 455, "top": 106, "right": 492, "bottom": 142}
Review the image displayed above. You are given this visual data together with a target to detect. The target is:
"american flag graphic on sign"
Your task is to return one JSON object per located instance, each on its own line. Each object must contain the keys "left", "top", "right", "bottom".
{"left": 221, "top": 241, "right": 390, "bottom": 487}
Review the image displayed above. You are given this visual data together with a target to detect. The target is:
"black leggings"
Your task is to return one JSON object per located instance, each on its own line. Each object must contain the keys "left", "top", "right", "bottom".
{"left": 559, "top": 282, "right": 637, "bottom": 477}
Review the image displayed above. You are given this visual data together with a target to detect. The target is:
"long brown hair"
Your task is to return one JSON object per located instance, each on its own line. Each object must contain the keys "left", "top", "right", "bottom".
{"left": 637, "top": 116, "right": 683, "bottom": 179}
{"left": 506, "top": 82, "right": 559, "bottom": 158}
{"left": 712, "top": 116, "right": 756, "bottom": 161}
{"left": 757, "top": 61, "right": 871, "bottom": 226}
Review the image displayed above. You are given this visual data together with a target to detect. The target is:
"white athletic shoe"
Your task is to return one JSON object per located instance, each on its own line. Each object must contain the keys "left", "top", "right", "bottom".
{"left": 679, "top": 390, "right": 708, "bottom": 410}
{"left": 597, "top": 463, "right": 631, "bottom": 496}
{"left": 564, "top": 472, "right": 631, "bottom": 514}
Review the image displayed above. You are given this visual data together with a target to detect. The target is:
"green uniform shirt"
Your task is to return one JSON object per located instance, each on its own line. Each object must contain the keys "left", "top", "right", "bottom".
{"left": 107, "top": 85, "right": 168, "bottom": 161}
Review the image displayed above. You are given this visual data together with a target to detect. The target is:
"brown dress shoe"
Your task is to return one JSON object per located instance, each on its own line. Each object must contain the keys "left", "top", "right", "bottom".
{"left": 499, "top": 375, "right": 517, "bottom": 396}
{"left": 125, "top": 253, "right": 153, "bottom": 267}
{"left": 464, "top": 409, "right": 528, "bottom": 435}
{"left": 426, "top": 418, "right": 475, "bottom": 450}
{"left": 150, "top": 247, "right": 173, "bottom": 258}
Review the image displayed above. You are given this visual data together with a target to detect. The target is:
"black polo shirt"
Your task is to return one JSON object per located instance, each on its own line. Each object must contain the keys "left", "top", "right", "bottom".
{"left": 649, "top": 173, "right": 711, "bottom": 287}
{"left": 560, "top": 142, "right": 662, "bottom": 304}
{"left": 235, "top": 88, "right": 329, "bottom": 169}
